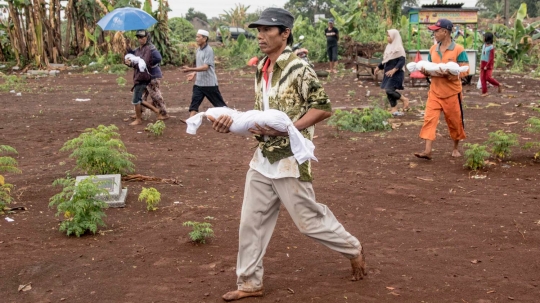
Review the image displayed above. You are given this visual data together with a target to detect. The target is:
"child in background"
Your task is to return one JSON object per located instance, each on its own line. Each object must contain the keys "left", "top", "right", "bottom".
{"left": 480, "top": 32, "right": 502, "bottom": 97}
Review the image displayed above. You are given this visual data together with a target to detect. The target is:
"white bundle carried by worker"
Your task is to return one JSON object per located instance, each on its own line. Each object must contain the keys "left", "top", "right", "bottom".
{"left": 406, "top": 60, "right": 469, "bottom": 76}
{"left": 186, "top": 107, "right": 317, "bottom": 164}
{"left": 124, "top": 53, "right": 147, "bottom": 72}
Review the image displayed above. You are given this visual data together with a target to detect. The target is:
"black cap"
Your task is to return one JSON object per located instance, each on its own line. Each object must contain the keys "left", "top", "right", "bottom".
{"left": 135, "top": 30, "right": 148, "bottom": 37}
{"left": 248, "top": 8, "right": 294, "bottom": 29}
{"left": 428, "top": 19, "right": 453, "bottom": 31}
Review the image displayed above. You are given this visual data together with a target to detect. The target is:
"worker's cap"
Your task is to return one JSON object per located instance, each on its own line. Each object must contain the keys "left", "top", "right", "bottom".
{"left": 197, "top": 29, "right": 209, "bottom": 37}
{"left": 248, "top": 7, "right": 294, "bottom": 29}
{"left": 135, "top": 30, "right": 148, "bottom": 37}
{"left": 428, "top": 19, "right": 453, "bottom": 31}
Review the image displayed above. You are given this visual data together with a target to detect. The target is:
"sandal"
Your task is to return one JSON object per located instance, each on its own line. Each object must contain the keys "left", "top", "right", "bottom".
{"left": 392, "top": 111, "right": 404, "bottom": 117}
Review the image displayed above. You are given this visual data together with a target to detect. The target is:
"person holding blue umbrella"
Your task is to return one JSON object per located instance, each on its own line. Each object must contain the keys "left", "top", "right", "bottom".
{"left": 125, "top": 30, "right": 169, "bottom": 125}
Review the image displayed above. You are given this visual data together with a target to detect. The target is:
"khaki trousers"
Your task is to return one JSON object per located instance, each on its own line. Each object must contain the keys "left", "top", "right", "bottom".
{"left": 235, "top": 168, "right": 362, "bottom": 292}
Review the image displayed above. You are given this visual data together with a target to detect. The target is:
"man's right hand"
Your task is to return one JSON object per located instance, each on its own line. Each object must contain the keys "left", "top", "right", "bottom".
{"left": 208, "top": 115, "right": 233, "bottom": 133}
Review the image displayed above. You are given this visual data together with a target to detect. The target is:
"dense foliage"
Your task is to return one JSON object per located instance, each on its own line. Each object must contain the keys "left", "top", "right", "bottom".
{"left": 139, "top": 187, "right": 161, "bottom": 211}
{"left": 183, "top": 221, "right": 215, "bottom": 244}
{"left": 0, "top": 145, "right": 21, "bottom": 213}
{"left": 49, "top": 176, "right": 109, "bottom": 237}
{"left": 463, "top": 143, "right": 491, "bottom": 171}
{"left": 60, "top": 124, "right": 135, "bottom": 175}
{"left": 486, "top": 130, "right": 519, "bottom": 159}
{"left": 327, "top": 107, "right": 392, "bottom": 133}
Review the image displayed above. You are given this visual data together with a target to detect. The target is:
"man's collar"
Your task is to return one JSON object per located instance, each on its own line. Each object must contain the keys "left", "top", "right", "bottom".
{"left": 436, "top": 40, "right": 456, "bottom": 52}
{"left": 275, "top": 46, "right": 293, "bottom": 70}
{"left": 199, "top": 43, "right": 208, "bottom": 50}
{"left": 258, "top": 46, "right": 293, "bottom": 70}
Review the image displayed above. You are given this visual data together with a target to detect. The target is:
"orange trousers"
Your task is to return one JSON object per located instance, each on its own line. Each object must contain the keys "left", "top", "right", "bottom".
{"left": 419, "top": 92, "right": 466, "bottom": 141}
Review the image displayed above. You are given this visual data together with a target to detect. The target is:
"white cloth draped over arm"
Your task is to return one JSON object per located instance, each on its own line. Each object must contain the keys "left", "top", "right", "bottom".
{"left": 406, "top": 60, "right": 468, "bottom": 75}
{"left": 185, "top": 107, "right": 317, "bottom": 164}
{"left": 125, "top": 53, "right": 147, "bottom": 72}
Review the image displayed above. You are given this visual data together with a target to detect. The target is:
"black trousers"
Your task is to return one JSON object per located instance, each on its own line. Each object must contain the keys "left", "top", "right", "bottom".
{"left": 189, "top": 85, "right": 227, "bottom": 112}
{"left": 385, "top": 87, "right": 402, "bottom": 107}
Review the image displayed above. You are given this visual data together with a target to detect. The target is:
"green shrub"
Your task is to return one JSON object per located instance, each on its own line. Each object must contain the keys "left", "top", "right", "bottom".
{"left": 0, "top": 145, "right": 21, "bottom": 213}
{"left": 85, "top": 62, "right": 105, "bottom": 72}
{"left": 116, "top": 76, "right": 127, "bottom": 86}
{"left": 523, "top": 117, "right": 540, "bottom": 159}
{"left": 138, "top": 187, "right": 161, "bottom": 211}
{"left": 49, "top": 176, "right": 109, "bottom": 237}
{"left": 145, "top": 120, "right": 166, "bottom": 137}
{"left": 327, "top": 107, "right": 392, "bottom": 133}
{"left": 486, "top": 130, "right": 519, "bottom": 159}
{"left": 71, "top": 54, "right": 93, "bottom": 66}
{"left": 182, "top": 221, "right": 214, "bottom": 244}
{"left": 463, "top": 143, "right": 490, "bottom": 170}
{"left": 60, "top": 125, "right": 135, "bottom": 175}
{"left": 110, "top": 64, "right": 129, "bottom": 75}
{"left": 0, "top": 75, "right": 27, "bottom": 92}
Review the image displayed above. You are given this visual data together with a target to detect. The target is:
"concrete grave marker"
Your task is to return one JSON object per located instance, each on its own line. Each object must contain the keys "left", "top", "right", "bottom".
{"left": 75, "top": 174, "right": 127, "bottom": 208}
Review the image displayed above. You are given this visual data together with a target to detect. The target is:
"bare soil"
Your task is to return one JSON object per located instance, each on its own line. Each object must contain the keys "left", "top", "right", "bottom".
{"left": 1, "top": 63, "right": 540, "bottom": 303}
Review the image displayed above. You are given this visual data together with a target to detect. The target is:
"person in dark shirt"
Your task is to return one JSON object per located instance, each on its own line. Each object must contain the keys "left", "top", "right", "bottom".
{"left": 374, "top": 29, "right": 409, "bottom": 116}
{"left": 125, "top": 30, "right": 168, "bottom": 125}
{"left": 324, "top": 18, "right": 339, "bottom": 73}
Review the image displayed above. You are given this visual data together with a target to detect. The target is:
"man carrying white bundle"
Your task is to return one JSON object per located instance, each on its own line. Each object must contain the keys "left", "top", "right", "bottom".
{"left": 209, "top": 8, "right": 366, "bottom": 301}
{"left": 415, "top": 19, "right": 469, "bottom": 160}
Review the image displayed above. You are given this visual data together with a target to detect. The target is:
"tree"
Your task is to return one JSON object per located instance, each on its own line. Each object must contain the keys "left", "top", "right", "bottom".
{"left": 476, "top": 0, "right": 538, "bottom": 18}
{"left": 220, "top": 4, "right": 251, "bottom": 27}
{"left": 284, "top": 0, "right": 333, "bottom": 23}
{"left": 185, "top": 7, "right": 208, "bottom": 22}
{"left": 169, "top": 17, "right": 196, "bottom": 42}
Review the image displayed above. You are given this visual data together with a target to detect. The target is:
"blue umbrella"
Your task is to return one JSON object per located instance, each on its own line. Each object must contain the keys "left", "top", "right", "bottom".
{"left": 97, "top": 7, "right": 157, "bottom": 31}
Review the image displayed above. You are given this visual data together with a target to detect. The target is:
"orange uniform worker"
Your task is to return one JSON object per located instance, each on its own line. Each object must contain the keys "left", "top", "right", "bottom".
{"left": 415, "top": 19, "right": 469, "bottom": 160}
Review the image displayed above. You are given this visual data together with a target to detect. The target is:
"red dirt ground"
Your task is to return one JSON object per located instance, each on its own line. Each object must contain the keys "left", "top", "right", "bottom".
{"left": 1, "top": 62, "right": 540, "bottom": 303}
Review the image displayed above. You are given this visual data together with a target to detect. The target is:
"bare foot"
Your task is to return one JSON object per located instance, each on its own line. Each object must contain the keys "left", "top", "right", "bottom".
{"left": 129, "top": 119, "right": 142, "bottom": 126}
{"left": 350, "top": 248, "right": 367, "bottom": 281}
{"left": 401, "top": 97, "right": 410, "bottom": 110}
{"left": 222, "top": 289, "right": 264, "bottom": 301}
{"left": 497, "top": 85, "right": 503, "bottom": 93}
{"left": 481, "top": 93, "right": 489, "bottom": 97}
{"left": 451, "top": 149, "right": 462, "bottom": 157}
{"left": 130, "top": 115, "right": 137, "bottom": 119}
{"left": 414, "top": 152, "right": 432, "bottom": 160}
{"left": 157, "top": 115, "right": 170, "bottom": 120}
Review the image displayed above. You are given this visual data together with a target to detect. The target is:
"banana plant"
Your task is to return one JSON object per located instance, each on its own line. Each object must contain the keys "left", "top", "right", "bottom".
{"left": 492, "top": 3, "right": 540, "bottom": 62}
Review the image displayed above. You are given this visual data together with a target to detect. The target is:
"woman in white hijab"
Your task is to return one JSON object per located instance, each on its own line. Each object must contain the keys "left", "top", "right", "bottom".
{"left": 374, "top": 29, "right": 409, "bottom": 116}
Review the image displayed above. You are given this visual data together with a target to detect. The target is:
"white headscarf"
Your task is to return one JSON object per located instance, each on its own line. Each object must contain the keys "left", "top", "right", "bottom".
{"left": 382, "top": 29, "right": 406, "bottom": 64}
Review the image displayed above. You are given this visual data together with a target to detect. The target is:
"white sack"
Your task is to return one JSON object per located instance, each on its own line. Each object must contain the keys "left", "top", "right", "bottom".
{"left": 186, "top": 107, "right": 317, "bottom": 164}
{"left": 406, "top": 60, "right": 469, "bottom": 76}
{"left": 124, "top": 53, "right": 147, "bottom": 72}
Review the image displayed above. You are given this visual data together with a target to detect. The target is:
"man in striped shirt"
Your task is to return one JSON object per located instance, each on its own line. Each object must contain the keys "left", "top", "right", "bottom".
{"left": 183, "top": 29, "right": 227, "bottom": 117}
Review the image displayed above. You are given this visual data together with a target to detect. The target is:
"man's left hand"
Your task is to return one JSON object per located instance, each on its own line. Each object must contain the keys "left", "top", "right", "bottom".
{"left": 249, "top": 123, "right": 287, "bottom": 137}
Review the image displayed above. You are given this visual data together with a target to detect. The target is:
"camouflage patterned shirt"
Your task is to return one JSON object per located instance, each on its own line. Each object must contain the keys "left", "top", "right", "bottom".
{"left": 254, "top": 47, "right": 332, "bottom": 182}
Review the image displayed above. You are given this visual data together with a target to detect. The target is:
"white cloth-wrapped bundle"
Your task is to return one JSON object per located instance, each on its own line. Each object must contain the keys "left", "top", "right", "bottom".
{"left": 124, "top": 53, "right": 147, "bottom": 72}
{"left": 406, "top": 60, "right": 469, "bottom": 76}
{"left": 186, "top": 107, "right": 317, "bottom": 164}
